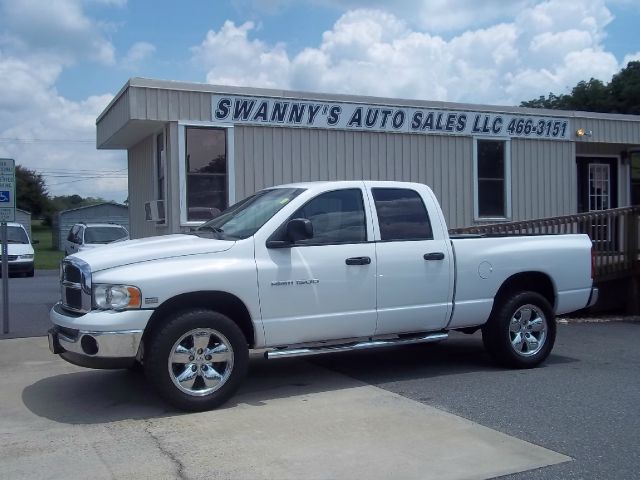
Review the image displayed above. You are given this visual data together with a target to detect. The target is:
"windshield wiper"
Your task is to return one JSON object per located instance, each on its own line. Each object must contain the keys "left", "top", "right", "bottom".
{"left": 198, "top": 225, "right": 224, "bottom": 233}
{"left": 193, "top": 225, "right": 228, "bottom": 239}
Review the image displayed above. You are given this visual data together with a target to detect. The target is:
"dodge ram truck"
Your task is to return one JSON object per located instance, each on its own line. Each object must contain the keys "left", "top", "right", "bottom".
{"left": 49, "top": 181, "right": 597, "bottom": 411}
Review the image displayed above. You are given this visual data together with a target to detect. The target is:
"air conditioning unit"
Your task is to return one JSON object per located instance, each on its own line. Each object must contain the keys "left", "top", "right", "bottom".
{"left": 145, "top": 200, "right": 165, "bottom": 222}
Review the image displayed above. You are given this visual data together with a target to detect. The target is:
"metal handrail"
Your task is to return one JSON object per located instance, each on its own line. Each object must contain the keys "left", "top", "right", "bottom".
{"left": 449, "top": 206, "right": 640, "bottom": 281}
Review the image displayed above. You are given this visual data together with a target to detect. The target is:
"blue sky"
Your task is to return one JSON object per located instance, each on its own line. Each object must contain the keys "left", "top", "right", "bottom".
{"left": 0, "top": 0, "right": 639, "bottom": 201}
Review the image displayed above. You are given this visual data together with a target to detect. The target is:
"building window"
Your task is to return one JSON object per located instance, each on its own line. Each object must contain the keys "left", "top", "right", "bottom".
{"left": 631, "top": 151, "right": 640, "bottom": 206}
{"left": 372, "top": 188, "right": 433, "bottom": 241}
{"left": 156, "top": 132, "right": 165, "bottom": 202}
{"left": 185, "top": 127, "right": 228, "bottom": 221}
{"left": 475, "top": 138, "right": 510, "bottom": 219}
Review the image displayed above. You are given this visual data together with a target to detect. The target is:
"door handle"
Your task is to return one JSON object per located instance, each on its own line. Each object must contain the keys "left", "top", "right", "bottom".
{"left": 423, "top": 252, "right": 445, "bottom": 261}
{"left": 345, "top": 256, "right": 372, "bottom": 265}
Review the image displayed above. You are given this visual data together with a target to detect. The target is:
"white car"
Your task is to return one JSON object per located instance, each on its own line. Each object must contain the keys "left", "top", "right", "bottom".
{"left": 49, "top": 181, "right": 597, "bottom": 411}
{"left": 64, "top": 223, "right": 129, "bottom": 256}
{"left": 3, "top": 223, "right": 35, "bottom": 277}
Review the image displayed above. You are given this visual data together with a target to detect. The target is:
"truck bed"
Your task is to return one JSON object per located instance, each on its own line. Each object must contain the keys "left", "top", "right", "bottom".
{"left": 447, "top": 234, "right": 593, "bottom": 329}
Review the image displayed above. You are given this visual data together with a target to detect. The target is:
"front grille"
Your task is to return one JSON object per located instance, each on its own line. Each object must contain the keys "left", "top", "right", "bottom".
{"left": 7, "top": 255, "right": 18, "bottom": 261}
{"left": 61, "top": 259, "right": 92, "bottom": 314}
{"left": 64, "top": 288, "right": 82, "bottom": 311}
{"left": 64, "top": 263, "right": 82, "bottom": 283}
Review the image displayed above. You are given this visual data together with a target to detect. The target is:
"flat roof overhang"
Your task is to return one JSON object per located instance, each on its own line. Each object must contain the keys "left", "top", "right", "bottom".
{"left": 96, "top": 77, "right": 640, "bottom": 150}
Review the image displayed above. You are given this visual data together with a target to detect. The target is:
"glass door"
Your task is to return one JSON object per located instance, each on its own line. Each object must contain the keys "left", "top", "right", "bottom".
{"left": 577, "top": 156, "right": 618, "bottom": 251}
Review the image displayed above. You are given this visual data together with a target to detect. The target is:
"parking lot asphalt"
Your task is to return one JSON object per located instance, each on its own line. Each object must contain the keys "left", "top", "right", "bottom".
{"left": 1, "top": 337, "right": 568, "bottom": 480}
{"left": 314, "top": 321, "right": 640, "bottom": 480}
{"left": 1, "top": 273, "right": 639, "bottom": 479}
{"left": 0, "top": 270, "right": 58, "bottom": 339}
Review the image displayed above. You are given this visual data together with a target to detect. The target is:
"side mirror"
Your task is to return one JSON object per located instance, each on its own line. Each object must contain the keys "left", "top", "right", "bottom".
{"left": 286, "top": 218, "right": 313, "bottom": 242}
{"left": 32, "top": 239, "right": 40, "bottom": 245}
{"left": 266, "top": 218, "right": 314, "bottom": 249}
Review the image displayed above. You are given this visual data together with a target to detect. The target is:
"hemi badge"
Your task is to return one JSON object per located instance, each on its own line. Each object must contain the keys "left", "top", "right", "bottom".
{"left": 144, "top": 297, "right": 159, "bottom": 305}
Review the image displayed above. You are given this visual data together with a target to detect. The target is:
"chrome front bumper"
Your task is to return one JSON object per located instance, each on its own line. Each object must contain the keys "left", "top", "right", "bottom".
{"left": 49, "top": 326, "right": 143, "bottom": 369}
{"left": 50, "top": 326, "right": 143, "bottom": 358}
{"left": 49, "top": 302, "right": 151, "bottom": 369}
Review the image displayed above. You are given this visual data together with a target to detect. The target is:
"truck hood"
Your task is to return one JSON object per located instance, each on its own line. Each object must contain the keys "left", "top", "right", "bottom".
{"left": 69, "top": 234, "right": 235, "bottom": 272}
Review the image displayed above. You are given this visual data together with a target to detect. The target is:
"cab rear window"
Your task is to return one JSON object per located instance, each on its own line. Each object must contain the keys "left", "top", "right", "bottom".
{"left": 372, "top": 188, "right": 433, "bottom": 241}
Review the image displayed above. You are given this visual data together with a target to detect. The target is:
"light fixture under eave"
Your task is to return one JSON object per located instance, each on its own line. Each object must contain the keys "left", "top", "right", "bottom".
{"left": 576, "top": 128, "right": 593, "bottom": 138}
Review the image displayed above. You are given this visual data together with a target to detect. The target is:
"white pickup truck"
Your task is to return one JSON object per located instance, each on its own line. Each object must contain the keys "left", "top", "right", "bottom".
{"left": 49, "top": 181, "right": 597, "bottom": 411}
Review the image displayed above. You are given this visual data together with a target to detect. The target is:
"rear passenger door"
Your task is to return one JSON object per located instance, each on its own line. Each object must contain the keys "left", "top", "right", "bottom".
{"left": 369, "top": 186, "right": 454, "bottom": 335}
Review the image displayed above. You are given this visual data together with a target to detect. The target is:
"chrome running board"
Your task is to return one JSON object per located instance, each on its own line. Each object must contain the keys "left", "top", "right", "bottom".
{"left": 265, "top": 332, "right": 448, "bottom": 360}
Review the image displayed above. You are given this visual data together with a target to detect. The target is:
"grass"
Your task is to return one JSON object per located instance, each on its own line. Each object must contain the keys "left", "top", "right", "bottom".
{"left": 31, "top": 220, "right": 64, "bottom": 270}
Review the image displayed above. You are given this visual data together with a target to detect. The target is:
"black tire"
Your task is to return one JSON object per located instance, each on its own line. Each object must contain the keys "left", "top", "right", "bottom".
{"left": 145, "top": 309, "right": 249, "bottom": 411}
{"left": 482, "top": 291, "right": 556, "bottom": 368}
{"left": 26, "top": 267, "right": 34, "bottom": 277}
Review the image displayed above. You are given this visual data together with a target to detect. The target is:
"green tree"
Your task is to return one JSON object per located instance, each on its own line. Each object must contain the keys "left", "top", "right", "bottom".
{"left": 15, "top": 165, "right": 50, "bottom": 216}
{"left": 521, "top": 61, "right": 640, "bottom": 114}
{"left": 49, "top": 194, "right": 108, "bottom": 213}
{"left": 609, "top": 61, "right": 640, "bottom": 114}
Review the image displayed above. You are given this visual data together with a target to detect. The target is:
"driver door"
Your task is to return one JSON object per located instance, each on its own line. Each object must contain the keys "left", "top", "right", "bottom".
{"left": 256, "top": 187, "right": 378, "bottom": 347}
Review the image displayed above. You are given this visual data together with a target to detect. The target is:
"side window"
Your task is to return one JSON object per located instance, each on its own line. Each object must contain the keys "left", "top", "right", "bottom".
{"left": 77, "top": 227, "right": 84, "bottom": 245}
{"left": 291, "top": 189, "right": 367, "bottom": 245}
{"left": 475, "top": 138, "right": 509, "bottom": 218}
{"left": 372, "top": 188, "right": 433, "bottom": 241}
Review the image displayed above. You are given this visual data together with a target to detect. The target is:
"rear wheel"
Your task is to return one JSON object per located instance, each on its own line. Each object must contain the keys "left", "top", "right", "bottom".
{"left": 482, "top": 291, "right": 556, "bottom": 368}
{"left": 145, "top": 309, "right": 249, "bottom": 411}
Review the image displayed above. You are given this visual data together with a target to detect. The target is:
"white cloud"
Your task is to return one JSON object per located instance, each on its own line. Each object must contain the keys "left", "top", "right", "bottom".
{"left": 0, "top": 0, "right": 128, "bottom": 201}
{"left": 315, "top": 0, "right": 536, "bottom": 32}
{"left": 0, "top": 52, "right": 127, "bottom": 200}
{"left": 192, "top": 21, "right": 291, "bottom": 88}
{"left": 0, "top": 0, "right": 116, "bottom": 65}
{"left": 122, "top": 41, "right": 156, "bottom": 69}
{"left": 193, "top": 0, "right": 627, "bottom": 105}
{"left": 623, "top": 53, "right": 640, "bottom": 66}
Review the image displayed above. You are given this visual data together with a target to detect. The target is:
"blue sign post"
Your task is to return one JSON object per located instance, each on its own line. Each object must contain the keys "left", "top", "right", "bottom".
{"left": 0, "top": 158, "right": 15, "bottom": 334}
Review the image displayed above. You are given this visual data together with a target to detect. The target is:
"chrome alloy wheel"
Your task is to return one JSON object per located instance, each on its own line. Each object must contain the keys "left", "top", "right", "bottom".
{"left": 508, "top": 304, "right": 547, "bottom": 357}
{"left": 168, "top": 328, "right": 234, "bottom": 396}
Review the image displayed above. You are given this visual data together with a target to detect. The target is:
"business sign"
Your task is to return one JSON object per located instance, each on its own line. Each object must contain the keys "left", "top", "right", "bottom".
{"left": 212, "top": 95, "right": 571, "bottom": 141}
{"left": 0, "top": 159, "right": 15, "bottom": 223}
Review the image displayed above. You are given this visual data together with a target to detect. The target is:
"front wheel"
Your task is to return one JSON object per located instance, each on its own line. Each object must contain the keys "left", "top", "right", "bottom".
{"left": 145, "top": 309, "right": 249, "bottom": 411}
{"left": 482, "top": 291, "right": 556, "bottom": 368}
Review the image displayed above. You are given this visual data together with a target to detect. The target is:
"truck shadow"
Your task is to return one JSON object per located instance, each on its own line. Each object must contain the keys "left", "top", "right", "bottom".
{"left": 22, "top": 333, "right": 577, "bottom": 425}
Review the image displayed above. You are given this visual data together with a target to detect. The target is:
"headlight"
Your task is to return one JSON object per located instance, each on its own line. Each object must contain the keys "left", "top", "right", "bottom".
{"left": 93, "top": 284, "right": 142, "bottom": 310}
{"left": 19, "top": 254, "right": 34, "bottom": 259}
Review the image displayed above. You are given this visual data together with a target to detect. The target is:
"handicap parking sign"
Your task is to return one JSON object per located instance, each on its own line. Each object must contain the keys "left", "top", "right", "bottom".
{"left": 0, "top": 191, "right": 10, "bottom": 203}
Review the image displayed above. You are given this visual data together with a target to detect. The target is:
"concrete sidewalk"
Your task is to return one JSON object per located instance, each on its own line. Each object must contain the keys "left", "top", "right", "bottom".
{"left": 0, "top": 336, "right": 569, "bottom": 480}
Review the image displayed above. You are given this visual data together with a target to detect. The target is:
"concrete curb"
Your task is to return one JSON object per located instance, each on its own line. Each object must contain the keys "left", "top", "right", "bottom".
{"left": 557, "top": 315, "right": 640, "bottom": 324}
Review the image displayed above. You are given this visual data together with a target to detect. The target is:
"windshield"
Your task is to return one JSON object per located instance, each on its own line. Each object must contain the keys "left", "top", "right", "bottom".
{"left": 84, "top": 226, "right": 128, "bottom": 244}
{"left": 7, "top": 226, "right": 29, "bottom": 244}
{"left": 197, "top": 188, "right": 305, "bottom": 240}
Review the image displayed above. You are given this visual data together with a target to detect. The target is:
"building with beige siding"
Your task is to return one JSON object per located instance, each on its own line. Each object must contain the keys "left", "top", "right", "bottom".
{"left": 96, "top": 77, "right": 640, "bottom": 239}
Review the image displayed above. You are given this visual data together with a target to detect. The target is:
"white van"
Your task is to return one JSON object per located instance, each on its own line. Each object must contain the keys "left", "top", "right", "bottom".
{"left": 3, "top": 223, "right": 35, "bottom": 277}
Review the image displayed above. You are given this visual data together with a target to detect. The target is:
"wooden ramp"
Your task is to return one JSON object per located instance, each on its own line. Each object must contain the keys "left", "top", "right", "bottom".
{"left": 450, "top": 206, "right": 640, "bottom": 312}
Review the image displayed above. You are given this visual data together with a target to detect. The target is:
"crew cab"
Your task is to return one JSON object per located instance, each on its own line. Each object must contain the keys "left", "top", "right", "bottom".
{"left": 49, "top": 181, "right": 597, "bottom": 411}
